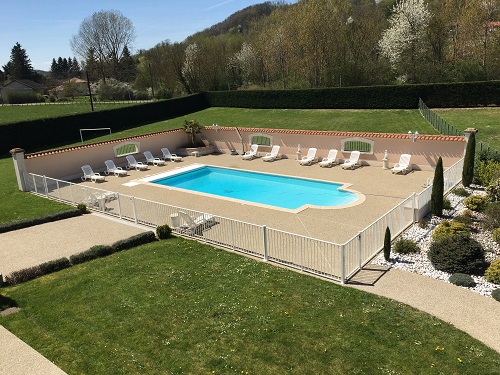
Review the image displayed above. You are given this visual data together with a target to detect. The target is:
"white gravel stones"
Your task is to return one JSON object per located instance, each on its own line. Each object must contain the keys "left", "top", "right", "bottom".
{"left": 373, "top": 185, "right": 500, "bottom": 298}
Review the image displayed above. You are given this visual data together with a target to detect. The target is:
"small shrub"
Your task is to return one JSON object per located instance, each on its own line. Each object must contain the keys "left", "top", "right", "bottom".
{"left": 484, "top": 259, "right": 500, "bottom": 284}
{"left": 70, "top": 245, "right": 115, "bottom": 265}
{"left": 393, "top": 238, "right": 420, "bottom": 254}
{"left": 463, "top": 194, "right": 488, "bottom": 212}
{"left": 448, "top": 273, "right": 477, "bottom": 288}
{"left": 475, "top": 160, "right": 500, "bottom": 186}
{"left": 418, "top": 218, "right": 428, "bottom": 229}
{"left": 452, "top": 213, "right": 473, "bottom": 227}
{"left": 481, "top": 202, "right": 500, "bottom": 230}
{"left": 428, "top": 234, "right": 487, "bottom": 275}
{"left": 77, "top": 203, "right": 88, "bottom": 214}
{"left": 492, "top": 228, "right": 500, "bottom": 243}
{"left": 111, "top": 231, "right": 157, "bottom": 252}
{"left": 492, "top": 289, "right": 500, "bottom": 302}
{"left": 38, "top": 258, "right": 71, "bottom": 275}
{"left": 156, "top": 224, "right": 173, "bottom": 239}
{"left": 452, "top": 187, "right": 470, "bottom": 197}
{"left": 431, "top": 220, "right": 470, "bottom": 242}
{"left": 487, "top": 177, "right": 500, "bottom": 202}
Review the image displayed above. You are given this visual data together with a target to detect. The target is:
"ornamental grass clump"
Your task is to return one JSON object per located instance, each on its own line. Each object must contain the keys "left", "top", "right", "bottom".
{"left": 393, "top": 238, "right": 420, "bottom": 255}
{"left": 428, "top": 234, "right": 487, "bottom": 275}
{"left": 463, "top": 194, "right": 488, "bottom": 212}
{"left": 451, "top": 187, "right": 470, "bottom": 197}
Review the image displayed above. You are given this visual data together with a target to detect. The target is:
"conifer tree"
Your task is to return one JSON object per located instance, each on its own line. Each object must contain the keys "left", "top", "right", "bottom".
{"left": 384, "top": 226, "right": 391, "bottom": 261}
{"left": 2, "top": 42, "right": 37, "bottom": 81}
{"left": 431, "top": 156, "right": 444, "bottom": 216}
{"left": 462, "top": 131, "right": 476, "bottom": 187}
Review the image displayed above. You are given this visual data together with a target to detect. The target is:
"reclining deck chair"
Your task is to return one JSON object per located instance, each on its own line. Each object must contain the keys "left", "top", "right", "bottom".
{"left": 298, "top": 148, "right": 317, "bottom": 165}
{"left": 126, "top": 155, "right": 148, "bottom": 171}
{"left": 341, "top": 151, "right": 361, "bottom": 170}
{"left": 81, "top": 165, "right": 106, "bottom": 183}
{"left": 318, "top": 149, "right": 338, "bottom": 168}
{"left": 161, "top": 148, "right": 182, "bottom": 162}
{"left": 144, "top": 151, "right": 166, "bottom": 166}
{"left": 392, "top": 154, "right": 412, "bottom": 174}
{"left": 104, "top": 160, "right": 128, "bottom": 177}
{"left": 262, "top": 145, "right": 281, "bottom": 162}
{"left": 242, "top": 144, "right": 259, "bottom": 160}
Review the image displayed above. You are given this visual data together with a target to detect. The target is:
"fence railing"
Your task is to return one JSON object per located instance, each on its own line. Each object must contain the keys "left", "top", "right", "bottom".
{"left": 419, "top": 98, "right": 462, "bottom": 136}
{"left": 24, "top": 160, "right": 463, "bottom": 283}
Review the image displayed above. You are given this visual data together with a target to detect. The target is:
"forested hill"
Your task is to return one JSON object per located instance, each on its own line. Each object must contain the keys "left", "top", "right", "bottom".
{"left": 191, "top": 1, "right": 282, "bottom": 38}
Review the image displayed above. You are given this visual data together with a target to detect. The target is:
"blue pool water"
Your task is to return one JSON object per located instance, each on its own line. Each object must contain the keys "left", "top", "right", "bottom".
{"left": 151, "top": 166, "right": 359, "bottom": 210}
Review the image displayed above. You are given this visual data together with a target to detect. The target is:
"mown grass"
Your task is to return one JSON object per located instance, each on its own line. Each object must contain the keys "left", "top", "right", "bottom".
{"left": 0, "top": 102, "right": 139, "bottom": 125}
{"left": 1, "top": 238, "right": 499, "bottom": 374}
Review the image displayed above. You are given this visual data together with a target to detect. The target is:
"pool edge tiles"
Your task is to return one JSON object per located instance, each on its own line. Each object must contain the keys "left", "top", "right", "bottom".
{"left": 139, "top": 164, "right": 365, "bottom": 213}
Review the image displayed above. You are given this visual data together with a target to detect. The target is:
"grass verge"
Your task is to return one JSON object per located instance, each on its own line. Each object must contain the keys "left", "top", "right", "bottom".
{"left": 1, "top": 238, "right": 499, "bottom": 374}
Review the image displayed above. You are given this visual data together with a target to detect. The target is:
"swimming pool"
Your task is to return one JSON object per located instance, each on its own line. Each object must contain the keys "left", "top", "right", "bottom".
{"left": 146, "top": 165, "right": 360, "bottom": 211}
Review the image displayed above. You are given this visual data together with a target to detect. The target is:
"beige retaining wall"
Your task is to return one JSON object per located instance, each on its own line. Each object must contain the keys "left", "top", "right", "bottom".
{"left": 16, "top": 127, "right": 465, "bottom": 181}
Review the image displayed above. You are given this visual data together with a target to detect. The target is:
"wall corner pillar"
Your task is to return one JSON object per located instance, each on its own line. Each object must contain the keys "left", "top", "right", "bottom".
{"left": 10, "top": 148, "right": 28, "bottom": 192}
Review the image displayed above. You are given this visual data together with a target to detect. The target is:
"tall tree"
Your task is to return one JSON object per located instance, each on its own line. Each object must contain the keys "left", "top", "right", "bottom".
{"left": 71, "top": 10, "right": 136, "bottom": 80}
{"left": 117, "top": 45, "right": 136, "bottom": 82}
{"left": 70, "top": 57, "right": 82, "bottom": 78}
{"left": 2, "top": 42, "right": 38, "bottom": 81}
{"left": 378, "top": 0, "right": 431, "bottom": 82}
{"left": 462, "top": 131, "right": 476, "bottom": 187}
{"left": 431, "top": 156, "right": 444, "bottom": 217}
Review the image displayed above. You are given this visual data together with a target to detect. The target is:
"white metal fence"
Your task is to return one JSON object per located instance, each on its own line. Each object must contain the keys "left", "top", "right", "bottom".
{"left": 24, "top": 158, "right": 463, "bottom": 284}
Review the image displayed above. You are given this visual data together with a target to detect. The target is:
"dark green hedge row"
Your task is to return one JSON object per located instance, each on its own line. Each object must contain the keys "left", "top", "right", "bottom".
{"left": 0, "top": 209, "right": 82, "bottom": 234}
{"left": 204, "top": 81, "right": 500, "bottom": 109}
{"left": 4, "top": 231, "right": 157, "bottom": 286}
{"left": 1, "top": 93, "right": 209, "bottom": 154}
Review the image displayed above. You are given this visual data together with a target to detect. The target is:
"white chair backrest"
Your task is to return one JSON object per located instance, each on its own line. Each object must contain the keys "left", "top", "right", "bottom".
{"left": 400, "top": 154, "right": 411, "bottom": 166}
{"left": 327, "top": 149, "right": 338, "bottom": 159}
{"left": 162, "top": 148, "right": 172, "bottom": 156}
{"left": 144, "top": 151, "right": 153, "bottom": 160}
{"left": 179, "top": 211, "right": 195, "bottom": 227}
{"left": 306, "top": 148, "right": 317, "bottom": 158}
{"left": 126, "top": 155, "right": 137, "bottom": 164}
{"left": 270, "top": 145, "right": 280, "bottom": 155}
{"left": 105, "top": 160, "right": 115, "bottom": 170}
{"left": 350, "top": 151, "right": 360, "bottom": 162}
{"left": 81, "top": 165, "right": 93, "bottom": 175}
{"left": 250, "top": 144, "right": 258, "bottom": 153}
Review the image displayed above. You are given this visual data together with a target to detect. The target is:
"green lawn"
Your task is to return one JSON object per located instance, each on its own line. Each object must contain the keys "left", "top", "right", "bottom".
{"left": 1, "top": 238, "right": 499, "bottom": 374}
{"left": 0, "top": 102, "right": 140, "bottom": 125}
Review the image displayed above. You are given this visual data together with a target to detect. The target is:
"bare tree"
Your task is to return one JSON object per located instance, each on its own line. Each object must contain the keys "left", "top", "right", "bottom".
{"left": 71, "top": 10, "right": 136, "bottom": 81}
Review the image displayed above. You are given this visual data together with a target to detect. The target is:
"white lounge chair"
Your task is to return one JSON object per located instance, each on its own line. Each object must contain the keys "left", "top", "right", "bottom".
{"left": 392, "top": 154, "right": 412, "bottom": 175}
{"left": 341, "top": 151, "right": 361, "bottom": 170}
{"left": 126, "top": 155, "right": 148, "bottom": 171}
{"left": 178, "top": 211, "right": 215, "bottom": 234}
{"left": 161, "top": 147, "right": 182, "bottom": 162}
{"left": 298, "top": 147, "right": 317, "bottom": 166}
{"left": 81, "top": 165, "right": 106, "bottom": 183}
{"left": 262, "top": 145, "right": 281, "bottom": 162}
{"left": 104, "top": 160, "right": 128, "bottom": 177}
{"left": 82, "top": 189, "right": 116, "bottom": 210}
{"left": 319, "top": 149, "right": 338, "bottom": 168}
{"left": 242, "top": 144, "right": 259, "bottom": 160}
{"left": 144, "top": 151, "right": 166, "bottom": 166}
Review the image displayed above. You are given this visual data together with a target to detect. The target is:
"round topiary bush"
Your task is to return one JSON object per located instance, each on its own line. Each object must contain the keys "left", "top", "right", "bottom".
{"left": 463, "top": 194, "right": 488, "bottom": 212}
{"left": 156, "top": 224, "right": 173, "bottom": 239}
{"left": 428, "top": 234, "right": 487, "bottom": 275}
{"left": 76, "top": 203, "right": 88, "bottom": 214}
{"left": 484, "top": 259, "right": 500, "bottom": 284}
{"left": 393, "top": 238, "right": 420, "bottom": 254}
{"left": 431, "top": 220, "right": 471, "bottom": 242}
{"left": 448, "top": 273, "right": 477, "bottom": 288}
{"left": 492, "top": 289, "right": 500, "bottom": 302}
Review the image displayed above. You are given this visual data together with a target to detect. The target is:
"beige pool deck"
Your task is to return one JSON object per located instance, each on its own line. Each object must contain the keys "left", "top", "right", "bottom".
{"left": 82, "top": 153, "right": 434, "bottom": 244}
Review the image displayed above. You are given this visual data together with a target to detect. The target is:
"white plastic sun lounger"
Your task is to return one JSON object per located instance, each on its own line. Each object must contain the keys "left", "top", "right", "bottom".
{"left": 161, "top": 148, "right": 182, "bottom": 162}
{"left": 341, "top": 151, "right": 361, "bottom": 170}
{"left": 262, "top": 145, "right": 280, "bottom": 162}
{"left": 298, "top": 148, "right": 317, "bottom": 165}
{"left": 242, "top": 144, "right": 259, "bottom": 160}
{"left": 81, "top": 165, "right": 106, "bottom": 183}
{"left": 318, "top": 149, "right": 338, "bottom": 168}
{"left": 144, "top": 151, "right": 166, "bottom": 166}
{"left": 126, "top": 155, "right": 148, "bottom": 171}
{"left": 178, "top": 211, "right": 215, "bottom": 234}
{"left": 392, "top": 154, "right": 412, "bottom": 174}
{"left": 104, "top": 160, "right": 128, "bottom": 177}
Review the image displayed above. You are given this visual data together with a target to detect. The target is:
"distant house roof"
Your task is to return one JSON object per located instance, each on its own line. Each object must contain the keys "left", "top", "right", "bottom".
{"left": 2, "top": 79, "right": 43, "bottom": 91}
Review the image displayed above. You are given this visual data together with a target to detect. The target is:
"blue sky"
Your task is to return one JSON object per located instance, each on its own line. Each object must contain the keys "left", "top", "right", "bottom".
{"left": 1, "top": 0, "right": 295, "bottom": 72}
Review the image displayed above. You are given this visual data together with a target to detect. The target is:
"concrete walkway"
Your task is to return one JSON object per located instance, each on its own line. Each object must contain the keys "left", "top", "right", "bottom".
{"left": 1, "top": 213, "right": 499, "bottom": 375}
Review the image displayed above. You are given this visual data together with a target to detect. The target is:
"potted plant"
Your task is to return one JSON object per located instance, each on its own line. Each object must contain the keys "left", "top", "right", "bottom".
{"left": 176, "top": 119, "right": 215, "bottom": 156}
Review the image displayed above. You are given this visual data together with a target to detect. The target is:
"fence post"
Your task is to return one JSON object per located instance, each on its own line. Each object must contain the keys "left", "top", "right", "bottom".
{"left": 132, "top": 196, "right": 138, "bottom": 224}
{"left": 117, "top": 193, "right": 122, "bottom": 219}
{"left": 263, "top": 225, "right": 268, "bottom": 261}
{"left": 358, "top": 231, "right": 362, "bottom": 269}
{"left": 341, "top": 244, "right": 346, "bottom": 285}
{"left": 43, "top": 175, "right": 49, "bottom": 197}
{"left": 56, "top": 179, "right": 61, "bottom": 200}
{"left": 33, "top": 174, "right": 37, "bottom": 194}
{"left": 412, "top": 192, "right": 416, "bottom": 224}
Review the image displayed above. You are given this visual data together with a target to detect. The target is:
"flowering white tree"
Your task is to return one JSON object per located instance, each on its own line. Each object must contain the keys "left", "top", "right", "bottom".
{"left": 227, "top": 42, "right": 259, "bottom": 87}
{"left": 181, "top": 43, "right": 200, "bottom": 93}
{"left": 378, "top": 0, "right": 431, "bottom": 82}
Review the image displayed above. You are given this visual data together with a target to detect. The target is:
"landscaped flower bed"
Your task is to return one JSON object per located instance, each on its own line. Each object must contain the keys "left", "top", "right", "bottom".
{"left": 374, "top": 184, "right": 500, "bottom": 298}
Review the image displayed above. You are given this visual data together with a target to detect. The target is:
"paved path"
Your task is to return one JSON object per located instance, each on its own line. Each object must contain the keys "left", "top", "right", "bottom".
{"left": 1, "top": 214, "right": 499, "bottom": 375}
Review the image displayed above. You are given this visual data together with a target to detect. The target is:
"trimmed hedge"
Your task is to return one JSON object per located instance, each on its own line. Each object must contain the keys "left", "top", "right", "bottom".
{"left": 69, "top": 245, "right": 115, "bottom": 265}
{"left": 5, "top": 257, "right": 70, "bottom": 285}
{"left": 0, "top": 94, "right": 209, "bottom": 154}
{"left": 0, "top": 209, "right": 82, "bottom": 234}
{"left": 111, "top": 231, "right": 157, "bottom": 252}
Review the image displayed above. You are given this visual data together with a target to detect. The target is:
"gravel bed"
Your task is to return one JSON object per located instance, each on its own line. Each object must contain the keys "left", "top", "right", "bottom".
{"left": 373, "top": 185, "right": 500, "bottom": 298}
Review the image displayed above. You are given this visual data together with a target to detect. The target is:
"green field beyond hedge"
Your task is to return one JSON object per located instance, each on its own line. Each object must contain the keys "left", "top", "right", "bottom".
{"left": 1, "top": 238, "right": 499, "bottom": 374}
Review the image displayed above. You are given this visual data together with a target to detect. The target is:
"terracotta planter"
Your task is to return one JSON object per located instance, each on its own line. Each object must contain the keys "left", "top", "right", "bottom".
{"left": 176, "top": 145, "right": 215, "bottom": 156}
